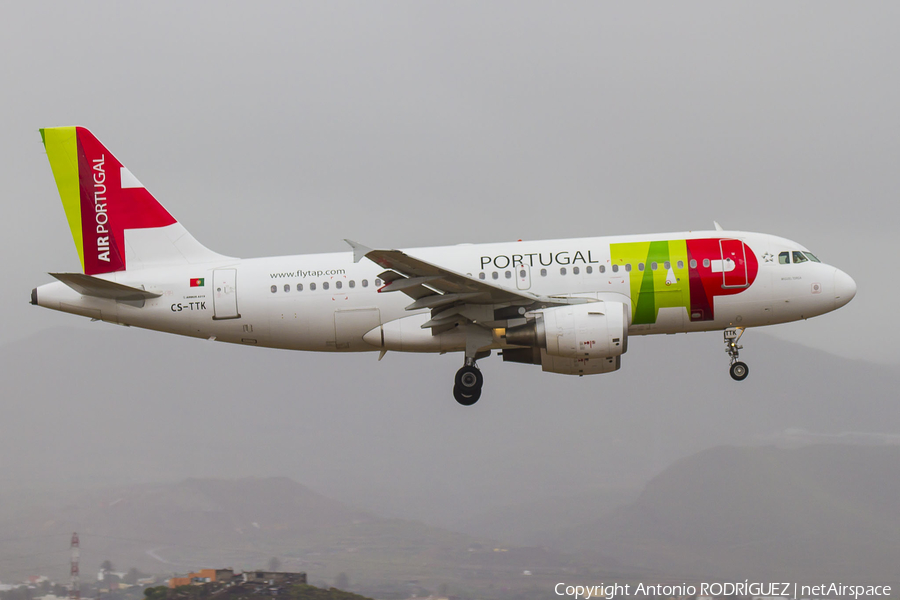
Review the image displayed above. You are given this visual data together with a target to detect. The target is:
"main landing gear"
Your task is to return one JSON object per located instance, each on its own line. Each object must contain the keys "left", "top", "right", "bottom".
{"left": 453, "top": 327, "right": 492, "bottom": 406}
{"left": 453, "top": 360, "right": 484, "bottom": 406}
{"left": 724, "top": 327, "right": 749, "bottom": 381}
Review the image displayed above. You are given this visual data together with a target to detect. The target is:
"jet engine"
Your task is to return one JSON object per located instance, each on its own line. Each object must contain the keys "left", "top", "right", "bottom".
{"left": 503, "top": 301, "right": 628, "bottom": 375}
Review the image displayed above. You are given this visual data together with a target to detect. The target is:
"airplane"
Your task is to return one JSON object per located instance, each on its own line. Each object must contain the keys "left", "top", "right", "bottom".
{"left": 31, "top": 127, "right": 857, "bottom": 405}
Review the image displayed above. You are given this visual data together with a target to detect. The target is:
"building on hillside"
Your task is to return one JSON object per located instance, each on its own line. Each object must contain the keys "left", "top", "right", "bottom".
{"left": 168, "top": 569, "right": 306, "bottom": 589}
{"left": 168, "top": 569, "right": 235, "bottom": 588}
{"left": 242, "top": 571, "right": 306, "bottom": 586}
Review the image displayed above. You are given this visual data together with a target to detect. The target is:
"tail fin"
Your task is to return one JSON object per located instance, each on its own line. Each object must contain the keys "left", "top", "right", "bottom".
{"left": 40, "top": 126, "right": 226, "bottom": 274}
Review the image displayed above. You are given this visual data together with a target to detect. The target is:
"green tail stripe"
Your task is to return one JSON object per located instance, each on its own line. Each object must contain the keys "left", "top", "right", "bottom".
{"left": 41, "top": 127, "right": 85, "bottom": 271}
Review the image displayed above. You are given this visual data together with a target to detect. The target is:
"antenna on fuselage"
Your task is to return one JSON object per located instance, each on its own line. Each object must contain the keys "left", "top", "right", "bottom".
{"left": 714, "top": 221, "right": 724, "bottom": 231}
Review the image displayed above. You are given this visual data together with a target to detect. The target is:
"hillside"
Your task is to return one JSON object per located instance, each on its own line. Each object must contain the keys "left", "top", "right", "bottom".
{"left": 550, "top": 444, "right": 900, "bottom": 582}
{"left": 5, "top": 324, "right": 899, "bottom": 529}
{"left": 165, "top": 582, "right": 373, "bottom": 600}
{"left": 0, "top": 476, "right": 605, "bottom": 599}
{"left": 0, "top": 476, "right": 472, "bottom": 576}
{"left": 3, "top": 325, "right": 899, "bottom": 584}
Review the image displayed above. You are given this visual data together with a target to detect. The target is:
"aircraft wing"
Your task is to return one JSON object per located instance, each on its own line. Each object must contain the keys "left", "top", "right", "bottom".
{"left": 365, "top": 248, "right": 537, "bottom": 305}
{"left": 346, "top": 241, "right": 582, "bottom": 334}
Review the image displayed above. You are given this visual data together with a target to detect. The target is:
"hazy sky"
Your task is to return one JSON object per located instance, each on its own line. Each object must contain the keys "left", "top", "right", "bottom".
{"left": 3, "top": 5, "right": 900, "bottom": 583}
{"left": 3, "top": 1, "right": 897, "bottom": 363}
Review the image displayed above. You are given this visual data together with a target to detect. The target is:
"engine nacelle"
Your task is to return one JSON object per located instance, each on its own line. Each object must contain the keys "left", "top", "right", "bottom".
{"left": 503, "top": 301, "right": 628, "bottom": 376}
{"left": 506, "top": 301, "right": 628, "bottom": 359}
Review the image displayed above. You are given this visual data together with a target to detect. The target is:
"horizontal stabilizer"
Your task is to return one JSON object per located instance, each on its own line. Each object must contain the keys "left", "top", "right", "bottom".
{"left": 49, "top": 272, "right": 161, "bottom": 301}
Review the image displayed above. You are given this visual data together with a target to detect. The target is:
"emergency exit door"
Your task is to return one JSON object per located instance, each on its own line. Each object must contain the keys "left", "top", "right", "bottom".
{"left": 516, "top": 261, "right": 531, "bottom": 290}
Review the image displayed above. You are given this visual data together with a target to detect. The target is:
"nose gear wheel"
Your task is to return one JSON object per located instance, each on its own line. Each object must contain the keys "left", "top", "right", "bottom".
{"left": 724, "top": 327, "right": 749, "bottom": 381}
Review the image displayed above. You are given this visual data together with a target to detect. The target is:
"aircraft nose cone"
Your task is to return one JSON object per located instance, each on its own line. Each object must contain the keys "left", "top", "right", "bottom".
{"left": 834, "top": 269, "right": 857, "bottom": 308}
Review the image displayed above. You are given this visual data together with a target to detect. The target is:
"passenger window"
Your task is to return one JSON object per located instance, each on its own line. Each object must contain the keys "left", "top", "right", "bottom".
{"left": 505, "top": 271, "right": 512, "bottom": 279}
{"left": 540, "top": 268, "right": 547, "bottom": 277}
{"left": 638, "top": 263, "right": 644, "bottom": 271}
{"left": 612, "top": 265, "right": 618, "bottom": 273}
{"left": 573, "top": 267, "right": 580, "bottom": 275}
{"left": 310, "top": 283, "right": 316, "bottom": 291}
{"left": 625, "top": 264, "right": 631, "bottom": 272}
{"left": 297, "top": 283, "right": 303, "bottom": 292}
{"left": 375, "top": 278, "right": 382, "bottom": 286}
{"left": 702, "top": 258, "right": 710, "bottom": 268}
{"left": 335, "top": 281, "right": 342, "bottom": 289}
{"left": 479, "top": 272, "right": 486, "bottom": 280}
{"left": 599, "top": 265, "right": 606, "bottom": 273}
{"left": 284, "top": 284, "right": 290, "bottom": 293}
{"left": 663, "top": 261, "right": 669, "bottom": 270}
{"left": 361, "top": 279, "right": 368, "bottom": 287}
{"left": 689, "top": 259, "right": 697, "bottom": 269}
{"left": 560, "top": 267, "right": 567, "bottom": 275}
{"left": 677, "top": 260, "right": 684, "bottom": 269}
{"left": 492, "top": 272, "right": 499, "bottom": 280}
{"left": 323, "top": 281, "right": 329, "bottom": 290}
{"left": 792, "top": 251, "right": 808, "bottom": 264}
{"left": 586, "top": 266, "right": 592, "bottom": 274}
{"left": 270, "top": 285, "right": 277, "bottom": 294}
{"left": 519, "top": 269, "right": 526, "bottom": 278}
{"left": 348, "top": 280, "right": 355, "bottom": 288}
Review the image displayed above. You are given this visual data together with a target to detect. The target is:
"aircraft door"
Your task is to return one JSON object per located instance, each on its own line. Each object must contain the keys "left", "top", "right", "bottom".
{"left": 212, "top": 269, "right": 241, "bottom": 320}
{"left": 516, "top": 261, "right": 531, "bottom": 290}
{"left": 718, "top": 239, "right": 749, "bottom": 288}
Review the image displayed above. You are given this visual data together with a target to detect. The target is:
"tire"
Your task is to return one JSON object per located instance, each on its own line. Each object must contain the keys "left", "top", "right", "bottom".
{"left": 453, "top": 385, "right": 481, "bottom": 406}
{"left": 730, "top": 361, "right": 749, "bottom": 381}
{"left": 454, "top": 365, "right": 483, "bottom": 392}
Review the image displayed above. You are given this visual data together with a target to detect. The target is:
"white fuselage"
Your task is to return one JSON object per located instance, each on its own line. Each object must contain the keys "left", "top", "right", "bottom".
{"left": 34, "top": 230, "right": 855, "bottom": 355}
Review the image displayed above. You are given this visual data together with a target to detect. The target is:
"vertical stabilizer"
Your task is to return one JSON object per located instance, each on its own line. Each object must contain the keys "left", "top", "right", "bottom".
{"left": 40, "top": 127, "right": 227, "bottom": 274}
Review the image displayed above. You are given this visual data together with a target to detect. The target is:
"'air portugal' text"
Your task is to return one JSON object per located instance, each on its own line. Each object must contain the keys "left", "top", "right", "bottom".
{"left": 92, "top": 155, "right": 110, "bottom": 262}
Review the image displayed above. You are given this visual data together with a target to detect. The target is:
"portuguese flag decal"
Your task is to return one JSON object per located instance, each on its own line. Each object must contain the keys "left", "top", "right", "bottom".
{"left": 190, "top": 278, "right": 205, "bottom": 287}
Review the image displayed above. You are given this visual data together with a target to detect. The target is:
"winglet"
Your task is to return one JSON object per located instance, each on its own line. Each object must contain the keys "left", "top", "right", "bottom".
{"left": 344, "top": 239, "right": 373, "bottom": 263}
{"left": 714, "top": 221, "right": 724, "bottom": 231}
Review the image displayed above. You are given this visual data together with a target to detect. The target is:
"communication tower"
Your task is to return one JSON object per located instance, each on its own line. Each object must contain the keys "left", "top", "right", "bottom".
{"left": 69, "top": 532, "right": 80, "bottom": 600}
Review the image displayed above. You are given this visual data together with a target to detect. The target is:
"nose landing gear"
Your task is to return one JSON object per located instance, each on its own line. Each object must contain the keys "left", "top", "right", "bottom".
{"left": 724, "top": 327, "right": 749, "bottom": 381}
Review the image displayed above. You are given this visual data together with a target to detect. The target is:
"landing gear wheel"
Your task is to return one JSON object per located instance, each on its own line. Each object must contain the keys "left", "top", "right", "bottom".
{"left": 724, "top": 328, "right": 749, "bottom": 382}
{"left": 730, "top": 361, "right": 749, "bottom": 381}
{"left": 453, "top": 385, "right": 481, "bottom": 406}
{"left": 453, "top": 364, "right": 484, "bottom": 406}
{"left": 455, "top": 365, "right": 483, "bottom": 392}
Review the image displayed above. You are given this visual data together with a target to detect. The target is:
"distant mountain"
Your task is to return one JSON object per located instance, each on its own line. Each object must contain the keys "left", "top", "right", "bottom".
{"left": 0, "top": 476, "right": 471, "bottom": 576}
{"left": 550, "top": 444, "right": 900, "bottom": 582}
{"left": 0, "top": 476, "right": 602, "bottom": 599}
{"left": 4, "top": 324, "right": 900, "bottom": 583}
{"left": 448, "top": 487, "right": 639, "bottom": 546}
{"left": 55, "top": 477, "right": 377, "bottom": 550}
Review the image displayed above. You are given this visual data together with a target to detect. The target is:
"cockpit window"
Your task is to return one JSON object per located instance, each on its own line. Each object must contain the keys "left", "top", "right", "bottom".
{"left": 792, "top": 251, "right": 808, "bottom": 264}
{"left": 779, "top": 252, "right": 790, "bottom": 265}
{"left": 803, "top": 252, "right": 821, "bottom": 263}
